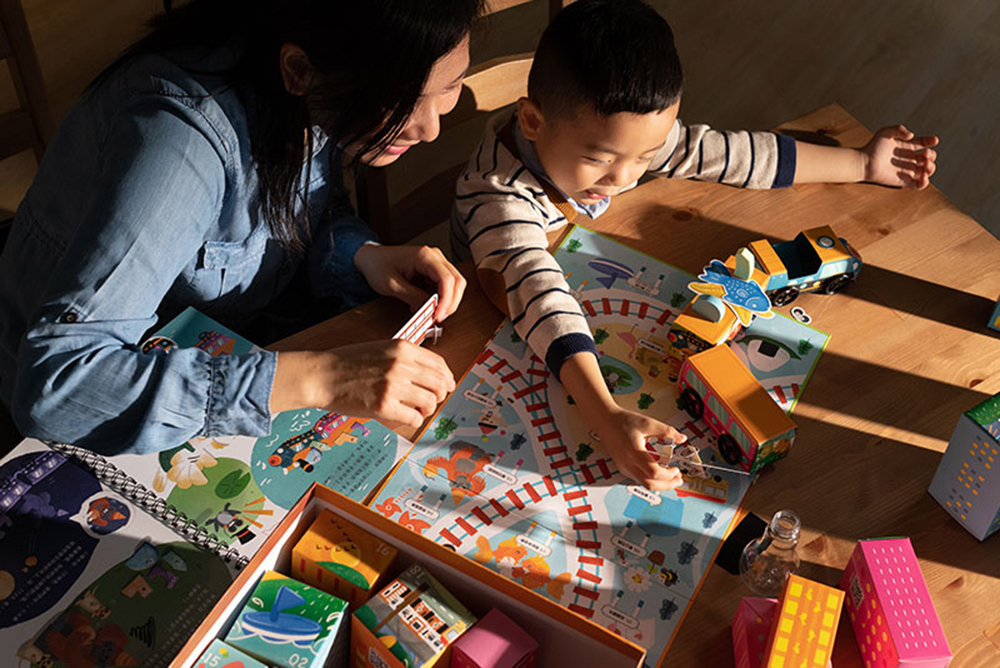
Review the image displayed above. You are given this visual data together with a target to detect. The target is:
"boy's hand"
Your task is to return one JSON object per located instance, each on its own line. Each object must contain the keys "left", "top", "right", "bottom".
{"left": 596, "top": 407, "right": 687, "bottom": 491}
{"left": 354, "top": 244, "right": 467, "bottom": 321}
{"left": 862, "top": 125, "right": 939, "bottom": 190}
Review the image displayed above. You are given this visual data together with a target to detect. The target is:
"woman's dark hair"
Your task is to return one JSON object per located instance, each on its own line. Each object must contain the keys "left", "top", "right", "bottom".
{"left": 103, "top": 0, "right": 484, "bottom": 247}
{"left": 528, "top": 0, "right": 682, "bottom": 120}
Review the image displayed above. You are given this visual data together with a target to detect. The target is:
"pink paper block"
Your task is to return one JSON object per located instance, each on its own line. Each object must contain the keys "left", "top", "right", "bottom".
{"left": 839, "top": 538, "right": 952, "bottom": 668}
{"left": 451, "top": 608, "right": 538, "bottom": 668}
{"left": 732, "top": 597, "right": 777, "bottom": 668}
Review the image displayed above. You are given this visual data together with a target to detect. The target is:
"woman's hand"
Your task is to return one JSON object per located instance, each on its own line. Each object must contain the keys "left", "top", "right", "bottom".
{"left": 354, "top": 244, "right": 466, "bottom": 321}
{"left": 862, "top": 125, "right": 939, "bottom": 190}
{"left": 271, "top": 342, "right": 456, "bottom": 428}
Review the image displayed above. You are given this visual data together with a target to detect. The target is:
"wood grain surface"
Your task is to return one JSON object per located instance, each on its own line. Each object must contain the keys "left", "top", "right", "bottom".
{"left": 276, "top": 104, "right": 1000, "bottom": 667}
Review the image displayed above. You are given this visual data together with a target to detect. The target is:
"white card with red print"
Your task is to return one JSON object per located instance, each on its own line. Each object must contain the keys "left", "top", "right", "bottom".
{"left": 393, "top": 294, "right": 440, "bottom": 345}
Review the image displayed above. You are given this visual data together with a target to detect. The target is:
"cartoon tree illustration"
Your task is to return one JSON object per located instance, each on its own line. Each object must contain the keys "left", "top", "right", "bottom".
{"left": 797, "top": 339, "right": 814, "bottom": 357}
{"left": 509, "top": 433, "right": 527, "bottom": 450}
{"left": 575, "top": 442, "right": 594, "bottom": 462}
{"left": 566, "top": 394, "right": 576, "bottom": 405}
{"left": 593, "top": 328, "right": 610, "bottom": 345}
{"left": 510, "top": 331, "right": 522, "bottom": 344}
{"left": 670, "top": 292, "right": 686, "bottom": 308}
{"left": 566, "top": 239, "right": 583, "bottom": 253}
{"left": 637, "top": 393, "right": 655, "bottom": 410}
{"left": 434, "top": 416, "right": 458, "bottom": 441}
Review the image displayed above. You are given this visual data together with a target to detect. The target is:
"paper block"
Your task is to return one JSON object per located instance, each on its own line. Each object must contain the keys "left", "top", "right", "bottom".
{"left": 195, "top": 639, "right": 269, "bottom": 668}
{"left": 839, "top": 538, "right": 951, "bottom": 668}
{"left": 225, "top": 570, "right": 349, "bottom": 668}
{"left": 451, "top": 608, "right": 538, "bottom": 668}
{"left": 292, "top": 509, "right": 398, "bottom": 606}
{"left": 732, "top": 598, "right": 778, "bottom": 668}
{"left": 928, "top": 393, "right": 1000, "bottom": 540}
{"left": 989, "top": 297, "right": 1000, "bottom": 331}
{"left": 761, "top": 574, "right": 844, "bottom": 668}
{"left": 353, "top": 563, "right": 476, "bottom": 668}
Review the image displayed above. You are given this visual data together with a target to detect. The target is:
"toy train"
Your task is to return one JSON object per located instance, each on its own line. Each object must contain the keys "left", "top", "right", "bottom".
{"left": 667, "top": 226, "right": 859, "bottom": 471}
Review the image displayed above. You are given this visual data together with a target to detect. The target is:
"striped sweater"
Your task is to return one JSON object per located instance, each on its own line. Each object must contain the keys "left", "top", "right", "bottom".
{"left": 452, "top": 109, "right": 796, "bottom": 378}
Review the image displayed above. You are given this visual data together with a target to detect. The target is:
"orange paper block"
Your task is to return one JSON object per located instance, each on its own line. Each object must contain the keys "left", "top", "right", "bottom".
{"left": 762, "top": 574, "right": 844, "bottom": 668}
{"left": 291, "top": 509, "right": 397, "bottom": 607}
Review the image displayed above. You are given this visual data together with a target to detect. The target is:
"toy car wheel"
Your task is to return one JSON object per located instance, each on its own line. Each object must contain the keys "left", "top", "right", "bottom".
{"left": 717, "top": 433, "right": 742, "bottom": 465}
{"left": 823, "top": 274, "right": 851, "bottom": 295}
{"left": 681, "top": 388, "right": 704, "bottom": 420}
{"left": 771, "top": 287, "right": 799, "bottom": 306}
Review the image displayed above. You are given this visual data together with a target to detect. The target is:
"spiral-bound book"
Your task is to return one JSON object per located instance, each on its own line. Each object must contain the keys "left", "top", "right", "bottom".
{"left": 0, "top": 438, "right": 238, "bottom": 667}
{"left": 0, "top": 307, "right": 414, "bottom": 666}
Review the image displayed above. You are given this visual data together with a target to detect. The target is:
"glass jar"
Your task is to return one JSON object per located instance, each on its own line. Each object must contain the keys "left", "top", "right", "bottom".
{"left": 739, "top": 509, "right": 801, "bottom": 596}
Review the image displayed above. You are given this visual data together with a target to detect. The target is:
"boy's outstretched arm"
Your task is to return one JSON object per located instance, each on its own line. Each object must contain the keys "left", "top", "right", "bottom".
{"left": 560, "top": 352, "right": 686, "bottom": 491}
{"left": 794, "top": 125, "right": 939, "bottom": 189}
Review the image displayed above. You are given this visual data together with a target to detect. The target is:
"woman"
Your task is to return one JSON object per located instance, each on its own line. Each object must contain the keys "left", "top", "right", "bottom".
{"left": 0, "top": 0, "right": 484, "bottom": 454}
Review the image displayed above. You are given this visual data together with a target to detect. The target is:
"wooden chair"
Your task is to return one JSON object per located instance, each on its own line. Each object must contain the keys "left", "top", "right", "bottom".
{"left": 0, "top": 0, "right": 53, "bottom": 164}
{"left": 357, "top": 0, "right": 573, "bottom": 246}
{"left": 0, "top": 0, "right": 54, "bottom": 248}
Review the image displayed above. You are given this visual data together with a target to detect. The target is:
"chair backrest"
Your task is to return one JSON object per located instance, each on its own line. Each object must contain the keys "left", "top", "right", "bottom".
{"left": 357, "top": 0, "right": 573, "bottom": 247}
{"left": 0, "top": 0, "right": 54, "bottom": 164}
{"left": 357, "top": 53, "right": 533, "bottom": 245}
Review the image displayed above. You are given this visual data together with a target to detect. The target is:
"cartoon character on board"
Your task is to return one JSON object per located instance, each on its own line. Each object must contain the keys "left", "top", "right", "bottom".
{"left": 473, "top": 536, "right": 570, "bottom": 599}
{"left": 422, "top": 441, "right": 491, "bottom": 504}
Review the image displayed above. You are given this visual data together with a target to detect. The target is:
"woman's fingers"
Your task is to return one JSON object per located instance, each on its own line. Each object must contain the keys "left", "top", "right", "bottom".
{"left": 414, "top": 246, "right": 465, "bottom": 320}
{"left": 402, "top": 343, "right": 456, "bottom": 392}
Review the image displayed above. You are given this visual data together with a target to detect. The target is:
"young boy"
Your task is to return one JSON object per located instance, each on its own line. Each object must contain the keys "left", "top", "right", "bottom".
{"left": 451, "top": 0, "right": 938, "bottom": 491}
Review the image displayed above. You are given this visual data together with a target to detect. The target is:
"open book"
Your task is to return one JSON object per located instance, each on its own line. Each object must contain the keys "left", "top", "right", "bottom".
{"left": 1, "top": 308, "right": 414, "bottom": 666}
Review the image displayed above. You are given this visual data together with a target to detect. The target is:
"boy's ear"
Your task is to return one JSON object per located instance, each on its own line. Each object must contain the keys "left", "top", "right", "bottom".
{"left": 517, "top": 97, "right": 545, "bottom": 141}
{"left": 279, "top": 43, "right": 315, "bottom": 96}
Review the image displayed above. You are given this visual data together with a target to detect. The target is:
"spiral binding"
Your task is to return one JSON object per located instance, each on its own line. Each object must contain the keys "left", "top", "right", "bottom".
{"left": 43, "top": 440, "right": 251, "bottom": 569}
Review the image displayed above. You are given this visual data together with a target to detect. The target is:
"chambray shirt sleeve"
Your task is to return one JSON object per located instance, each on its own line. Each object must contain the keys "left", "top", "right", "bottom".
{"left": 12, "top": 97, "right": 276, "bottom": 456}
{"left": 307, "top": 156, "right": 380, "bottom": 308}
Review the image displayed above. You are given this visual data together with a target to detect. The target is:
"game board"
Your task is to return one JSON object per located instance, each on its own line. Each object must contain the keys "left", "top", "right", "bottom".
{"left": 369, "top": 226, "right": 829, "bottom": 667}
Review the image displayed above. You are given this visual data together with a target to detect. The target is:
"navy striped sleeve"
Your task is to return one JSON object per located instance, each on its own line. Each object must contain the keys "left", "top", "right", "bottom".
{"left": 545, "top": 332, "right": 599, "bottom": 380}
{"left": 771, "top": 134, "right": 797, "bottom": 188}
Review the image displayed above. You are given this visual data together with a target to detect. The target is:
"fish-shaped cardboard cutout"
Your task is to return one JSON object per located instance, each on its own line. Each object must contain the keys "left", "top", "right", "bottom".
{"left": 688, "top": 259, "right": 774, "bottom": 326}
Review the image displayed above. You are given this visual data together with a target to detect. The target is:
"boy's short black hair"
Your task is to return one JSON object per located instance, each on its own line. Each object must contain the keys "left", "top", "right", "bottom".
{"left": 528, "top": 0, "right": 682, "bottom": 119}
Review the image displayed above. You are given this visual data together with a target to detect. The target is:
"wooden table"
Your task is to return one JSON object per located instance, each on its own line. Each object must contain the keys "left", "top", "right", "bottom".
{"left": 275, "top": 104, "right": 1000, "bottom": 667}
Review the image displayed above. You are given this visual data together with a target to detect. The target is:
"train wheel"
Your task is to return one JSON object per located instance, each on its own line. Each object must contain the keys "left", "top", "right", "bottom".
{"left": 717, "top": 433, "right": 742, "bottom": 465}
{"left": 681, "top": 388, "right": 704, "bottom": 420}
{"left": 823, "top": 274, "right": 851, "bottom": 295}
{"left": 771, "top": 287, "right": 799, "bottom": 306}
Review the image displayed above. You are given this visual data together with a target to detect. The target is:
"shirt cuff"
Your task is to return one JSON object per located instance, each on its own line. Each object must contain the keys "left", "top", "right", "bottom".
{"left": 202, "top": 350, "right": 276, "bottom": 439}
{"left": 546, "top": 332, "right": 599, "bottom": 380}
{"left": 771, "top": 133, "right": 797, "bottom": 188}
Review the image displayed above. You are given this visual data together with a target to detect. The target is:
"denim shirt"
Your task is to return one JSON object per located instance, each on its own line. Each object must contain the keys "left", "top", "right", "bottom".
{"left": 0, "top": 48, "right": 378, "bottom": 455}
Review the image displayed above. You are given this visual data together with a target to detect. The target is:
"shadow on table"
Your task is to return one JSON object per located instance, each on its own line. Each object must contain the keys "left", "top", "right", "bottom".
{"left": 751, "top": 412, "right": 1000, "bottom": 580}
{"left": 605, "top": 203, "right": 998, "bottom": 337}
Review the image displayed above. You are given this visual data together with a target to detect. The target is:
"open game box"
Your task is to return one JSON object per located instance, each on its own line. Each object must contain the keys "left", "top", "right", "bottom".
{"left": 172, "top": 482, "right": 647, "bottom": 667}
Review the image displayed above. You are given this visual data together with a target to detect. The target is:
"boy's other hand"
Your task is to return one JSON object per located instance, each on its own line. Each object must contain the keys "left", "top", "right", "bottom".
{"left": 862, "top": 125, "right": 939, "bottom": 190}
{"left": 354, "top": 244, "right": 467, "bottom": 321}
{"left": 597, "top": 407, "right": 687, "bottom": 492}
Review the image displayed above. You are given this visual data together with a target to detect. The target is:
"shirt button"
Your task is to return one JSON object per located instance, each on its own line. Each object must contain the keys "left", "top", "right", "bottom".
{"left": 60, "top": 312, "right": 78, "bottom": 324}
